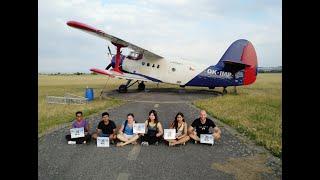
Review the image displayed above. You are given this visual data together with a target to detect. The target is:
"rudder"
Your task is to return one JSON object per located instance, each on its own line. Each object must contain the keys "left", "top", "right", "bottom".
{"left": 216, "top": 39, "right": 258, "bottom": 85}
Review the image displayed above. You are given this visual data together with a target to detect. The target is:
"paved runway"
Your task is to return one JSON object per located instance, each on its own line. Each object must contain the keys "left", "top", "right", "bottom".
{"left": 38, "top": 89, "right": 281, "bottom": 180}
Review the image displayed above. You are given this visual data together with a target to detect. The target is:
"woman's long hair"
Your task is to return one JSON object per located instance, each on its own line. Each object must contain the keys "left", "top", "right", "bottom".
{"left": 148, "top": 110, "right": 158, "bottom": 124}
{"left": 173, "top": 112, "right": 185, "bottom": 131}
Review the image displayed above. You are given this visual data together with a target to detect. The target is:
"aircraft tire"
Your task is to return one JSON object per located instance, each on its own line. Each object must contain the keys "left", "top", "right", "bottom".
{"left": 119, "top": 85, "right": 128, "bottom": 93}
{"left": 138, "top": 83, "right": 145, "bottom": 91}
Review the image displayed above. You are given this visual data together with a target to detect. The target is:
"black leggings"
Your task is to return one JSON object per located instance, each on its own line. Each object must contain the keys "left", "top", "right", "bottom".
{"left": 141, "top": 134, "right": 161, "bottom": 144}
{"left": 65, "top": 134, "right": 91, "bottom": 144}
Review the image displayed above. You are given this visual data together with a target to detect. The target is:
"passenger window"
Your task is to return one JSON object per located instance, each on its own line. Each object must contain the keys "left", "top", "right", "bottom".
{"left": 172, "top": 68, "right": 176, "bottom": 72}
{"left": 147, "top": 63, "right": 150, "bottom": 66}
{"left": 157, "top": 65, "right": 160, "bottom": 68}
{"left": 152, "top": 64, "right": 155, "bottom": 67}
{"left": 142, "top": 62, "right": 145, "bottom": 65}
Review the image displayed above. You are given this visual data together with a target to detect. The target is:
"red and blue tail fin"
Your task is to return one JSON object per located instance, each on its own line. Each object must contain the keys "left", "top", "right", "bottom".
{"left": 216, "top": 39, "right": 258, "bottom": 85}
{"left": 185, "top": 39, "right": 258, "bottom": 88}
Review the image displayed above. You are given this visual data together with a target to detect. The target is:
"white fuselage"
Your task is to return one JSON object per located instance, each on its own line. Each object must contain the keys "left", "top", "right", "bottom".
{"left": 121, "top": 57, "right": 208, "bottom": 85}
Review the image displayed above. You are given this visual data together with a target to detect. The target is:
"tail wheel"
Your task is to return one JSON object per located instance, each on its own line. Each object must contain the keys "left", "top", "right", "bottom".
{"left": 223, "top": 87, "right": 227, "bottom": 94}
{"left": 138, "top": 82, "right": 145, "bottom": 91}
{"left": 119, "top": 85, "right": 128, "bottom": 93}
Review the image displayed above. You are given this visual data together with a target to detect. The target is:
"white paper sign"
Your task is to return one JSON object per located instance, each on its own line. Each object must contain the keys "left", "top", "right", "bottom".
{"left": 164, "top": 129, "right": 176, "bottom": 140}
{"left": 97, "top": 137, "right": 109, "bottom": 147}
{"left": 200, "top": 134, "right": 214, "bottom": 145}
{"left": 70, "top": 127, "right": 85, "bottom": 139}
{"left": 133, "top": 123, "right": 146, "bottom": 134}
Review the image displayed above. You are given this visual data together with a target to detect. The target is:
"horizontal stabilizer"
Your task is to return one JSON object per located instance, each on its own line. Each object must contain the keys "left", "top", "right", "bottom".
{"left": 223, "top": 59, "right": 251, "bottom": 67}
{"left": 222, "top": 60, "right": 250, "bottom": 73}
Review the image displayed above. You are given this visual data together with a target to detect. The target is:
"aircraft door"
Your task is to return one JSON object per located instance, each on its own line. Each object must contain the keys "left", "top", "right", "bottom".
{"left": 167, "top": 62, "right": 183, "bottom": 84}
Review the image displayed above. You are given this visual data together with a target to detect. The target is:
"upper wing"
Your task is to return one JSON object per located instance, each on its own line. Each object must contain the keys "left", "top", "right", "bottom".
{"left": 67, "top": 21, "right": 163, "bottom": 60}
{"left": 90, "top": 68, "right": 154, "bottom": 82}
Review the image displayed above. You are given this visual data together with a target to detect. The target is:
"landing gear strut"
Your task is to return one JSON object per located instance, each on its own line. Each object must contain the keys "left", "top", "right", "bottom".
{"left": 118, "top": 80, "right": 144, "bottom": 93}
{"left": 233, "top": 86, "right": 237, "bottom": 94}
{"left": 232, "top": 72, "right": 237, "bottom": 94}
{"left": 118, "top": 80, "right": 132, "bottom": 93}
{"left": 223, "top": 87, "right": 227, "bottom": 94}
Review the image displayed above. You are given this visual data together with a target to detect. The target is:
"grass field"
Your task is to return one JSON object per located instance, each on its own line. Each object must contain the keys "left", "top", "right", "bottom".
{"left": 39, "top": 73, "right": 282, "bottom": 158}
{"left": 193, "top": 73, "right": 282, "bottom": 157}
{"left": 38, "top": 75, "right": 126, "bottom": 135}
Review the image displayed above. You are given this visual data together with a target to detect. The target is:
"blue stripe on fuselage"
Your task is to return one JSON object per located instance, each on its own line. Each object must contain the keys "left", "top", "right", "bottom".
{"left": 128, "top": 72, "right": 163, "bottom": 83}
{"left": 185, "top": 65, "right": 244, "bottom": 87}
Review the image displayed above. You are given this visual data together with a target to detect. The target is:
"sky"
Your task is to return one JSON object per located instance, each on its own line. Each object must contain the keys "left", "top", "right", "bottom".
{"left": 38, "top": 0, "right": 282, "bottom": 73}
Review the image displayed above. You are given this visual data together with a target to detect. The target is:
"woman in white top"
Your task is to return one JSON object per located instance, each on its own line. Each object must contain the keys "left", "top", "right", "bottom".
{"left": 166, "top": 112, "right": 190, "bottom": 146}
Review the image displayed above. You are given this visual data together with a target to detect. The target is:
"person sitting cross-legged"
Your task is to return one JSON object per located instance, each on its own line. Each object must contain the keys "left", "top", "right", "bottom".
{"left": 166, "top": 112, "right": 190, "bottom": 146}
{"left": 188, "top": 110, "right": 221, "bottom": 144}
{"left": 141, "top": 110, "right": 163, "bottom": 146}
{"left": 65, "top": 111, "right": 91, "bottom": 144}
{"left": 116, "top": 113, "right": 140, "bottom": 147}
{"left": 91, "top": 112, "right": 117, "bottom": 144}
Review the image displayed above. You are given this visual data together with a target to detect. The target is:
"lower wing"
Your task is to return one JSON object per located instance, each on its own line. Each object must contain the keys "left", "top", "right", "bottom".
{"left": 90, "top": 68, "right": 154, "bottom": 82}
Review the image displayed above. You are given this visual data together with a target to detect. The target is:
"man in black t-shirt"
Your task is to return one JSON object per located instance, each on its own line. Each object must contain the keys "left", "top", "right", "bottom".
{"left": 92, "top": 112, "right": 117, "bottom": 142}
{"left": 188, "top": 110, "right": 221, "bottom": 143}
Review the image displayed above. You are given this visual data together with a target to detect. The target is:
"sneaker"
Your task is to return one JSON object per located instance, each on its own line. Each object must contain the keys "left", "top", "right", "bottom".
{"left": 68, "top": 141, "right": 76, "bottom": 145}
{"left": 83, "top": 141, "right": 86, "bottom": 144}
{"left": 155, "top": 141, "right": 159, "bottom": 146}
{"left": 141, "top": 141, "right": 149, "bottom": 146}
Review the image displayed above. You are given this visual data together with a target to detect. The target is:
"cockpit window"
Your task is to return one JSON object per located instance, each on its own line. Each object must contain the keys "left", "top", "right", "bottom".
{"left": 127, "top": 51, "right": 143, "bottom": 60}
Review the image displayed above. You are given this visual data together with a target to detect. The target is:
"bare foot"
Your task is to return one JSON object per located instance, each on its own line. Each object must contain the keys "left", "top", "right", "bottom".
{"left": 116, "top": 142, "right": 124, "bottom": 147}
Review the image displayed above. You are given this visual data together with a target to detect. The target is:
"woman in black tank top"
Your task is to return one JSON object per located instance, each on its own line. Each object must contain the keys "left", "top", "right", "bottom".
{"left": 141, "top": 110, "right": 163, "bottom": 145}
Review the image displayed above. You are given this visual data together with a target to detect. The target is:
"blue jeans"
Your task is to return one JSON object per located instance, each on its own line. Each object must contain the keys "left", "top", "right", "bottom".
{"left": 99, "top": 133, "right": 110, "bottom": 137}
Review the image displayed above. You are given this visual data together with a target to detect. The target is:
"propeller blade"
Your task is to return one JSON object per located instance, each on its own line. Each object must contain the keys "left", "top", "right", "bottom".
{"left": 108, "top": 46, "right": 112, "bottom": 57}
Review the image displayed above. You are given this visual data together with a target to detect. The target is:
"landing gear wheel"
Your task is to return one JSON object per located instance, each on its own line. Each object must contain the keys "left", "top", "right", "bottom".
{"left": 233, "top": 86, "right": 237, "bottom": 94}
{"left": 138, "top": 82, "right": 145, "bottom": 91}
{"left": 223, "top": 87, "right": 227, "bottom": 94}
{"left": 118, "top": 85, "right": 128, "bottom": 93}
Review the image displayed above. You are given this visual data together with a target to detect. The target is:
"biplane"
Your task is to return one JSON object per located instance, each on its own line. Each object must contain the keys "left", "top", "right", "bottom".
{"left": 67, "top": 21, "right": 258, "bottom": 93}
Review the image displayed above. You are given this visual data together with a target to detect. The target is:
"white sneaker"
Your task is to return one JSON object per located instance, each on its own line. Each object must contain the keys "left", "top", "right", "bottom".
{"left": 141, "top": 141, "right": 149, "bottom": 146}
{"left": 68, "top": 141, "right": 76, "bottom": 145}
